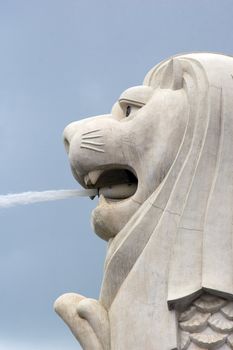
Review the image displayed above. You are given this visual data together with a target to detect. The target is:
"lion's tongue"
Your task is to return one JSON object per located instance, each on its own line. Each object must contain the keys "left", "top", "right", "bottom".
{"left": 98, "top": 183, "right": 137, "bottom": 199}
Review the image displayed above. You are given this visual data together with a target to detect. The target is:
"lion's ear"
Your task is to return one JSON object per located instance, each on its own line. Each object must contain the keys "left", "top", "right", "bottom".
{"left": 160, "top": 59, "right": 183, "bottom": 90}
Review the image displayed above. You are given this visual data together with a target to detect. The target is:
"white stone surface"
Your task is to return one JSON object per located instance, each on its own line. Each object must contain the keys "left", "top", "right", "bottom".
{"left": 55, "top": 53, "right": 233, "bottom": 349}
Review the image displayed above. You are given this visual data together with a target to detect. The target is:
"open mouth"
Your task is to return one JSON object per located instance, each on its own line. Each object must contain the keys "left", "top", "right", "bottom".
{"left": 84, "top": 168, "right": 138, "bottom": 201}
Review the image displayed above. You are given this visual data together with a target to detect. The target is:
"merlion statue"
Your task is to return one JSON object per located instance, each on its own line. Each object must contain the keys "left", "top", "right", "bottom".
{"left": 54, "top": 53, "right": 233, "bottom": 349}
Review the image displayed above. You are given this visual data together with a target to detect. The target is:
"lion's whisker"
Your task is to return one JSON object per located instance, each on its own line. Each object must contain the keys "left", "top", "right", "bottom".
{"left": 80, "top": 145, "right": 105, "bottom": 153}
{"left": 81, "top": 141, "right": 105, "bottom": 146}
{"left": 82, "top": 135, "right": 103, "bottom": 140}
{"left": 82, "top": 129, "right": 101, "bottom": 136}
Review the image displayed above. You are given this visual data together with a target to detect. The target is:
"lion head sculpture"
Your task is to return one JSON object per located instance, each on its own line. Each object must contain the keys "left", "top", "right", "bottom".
{"left": 55, "top": 53, "right": 233, "bottom": 350}
{"left": 62, "top": 58, "right": 188, "bottom": 241}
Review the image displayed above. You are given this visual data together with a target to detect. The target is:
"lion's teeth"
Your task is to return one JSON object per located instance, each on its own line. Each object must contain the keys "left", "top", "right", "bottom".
{"left": 88, "top": 170, "right": 104, "bottom": 185}
{"left": 84, "top": 175, "right": 92, "bottom": 186}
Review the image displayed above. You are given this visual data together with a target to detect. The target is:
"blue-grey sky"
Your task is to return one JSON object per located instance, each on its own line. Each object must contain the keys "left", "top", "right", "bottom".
{"left": 1, "top": 0, "right": 233, "bottom": 349}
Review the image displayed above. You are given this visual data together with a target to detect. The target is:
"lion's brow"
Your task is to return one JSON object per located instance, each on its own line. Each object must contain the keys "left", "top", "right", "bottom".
{"left": 118, "top": 97, "right": 145, "bottom": 107}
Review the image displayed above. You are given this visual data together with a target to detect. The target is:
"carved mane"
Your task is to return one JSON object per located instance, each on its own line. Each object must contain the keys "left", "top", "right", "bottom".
{"left": 56, "top": 53, "right": 233, "bottom": 350}
{"left": 100, "top": 53, "right": 233, "bottom": 313}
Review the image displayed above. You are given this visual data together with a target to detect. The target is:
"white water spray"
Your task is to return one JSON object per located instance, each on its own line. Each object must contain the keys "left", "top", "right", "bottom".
{"left": 0, "top": 189, "right": 98, "bottom": 208}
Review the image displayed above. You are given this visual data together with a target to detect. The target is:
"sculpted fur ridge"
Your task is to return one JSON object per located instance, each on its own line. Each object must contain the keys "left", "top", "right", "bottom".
{"left": 55, "top": 53, "right": 233, "bottom": 350}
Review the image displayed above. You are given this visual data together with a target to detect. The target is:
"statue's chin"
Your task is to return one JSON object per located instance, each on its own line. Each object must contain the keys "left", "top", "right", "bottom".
{"left": 91, "top": 196, "right": 140, "bottom": 241}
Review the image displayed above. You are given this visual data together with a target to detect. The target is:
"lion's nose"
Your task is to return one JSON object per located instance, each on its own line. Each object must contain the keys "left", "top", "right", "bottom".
{"left": 63, "top": 136, "right": 70, "bottom": 153}
{"left": 63, "top": 121, "right": 80, "bottom": 154}
{"left": 63, "top": 115, "right": 111, "bottom": 155}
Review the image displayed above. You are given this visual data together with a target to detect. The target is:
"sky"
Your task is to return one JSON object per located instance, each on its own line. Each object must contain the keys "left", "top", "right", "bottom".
{"left": 1, "top": 0, "right": 233, "bottom": 349}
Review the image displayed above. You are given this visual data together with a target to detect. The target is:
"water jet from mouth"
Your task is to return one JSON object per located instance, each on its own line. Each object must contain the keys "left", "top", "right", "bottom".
{"left": 0, "top": 189, "right": 98, "bottom": 208}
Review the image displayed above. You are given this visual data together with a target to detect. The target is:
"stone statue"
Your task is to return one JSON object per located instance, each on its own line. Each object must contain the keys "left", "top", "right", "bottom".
{"left": 54, "top": 53, "right": 233, "bottom": 349}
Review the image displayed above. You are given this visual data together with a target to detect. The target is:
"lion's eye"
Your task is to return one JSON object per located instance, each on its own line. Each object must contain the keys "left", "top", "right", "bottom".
{"left": 126, "top": 106, "right": 131, "bottom": 117}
